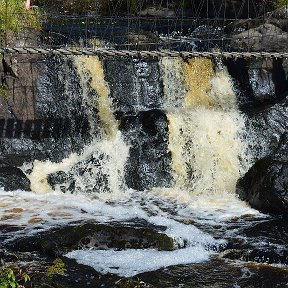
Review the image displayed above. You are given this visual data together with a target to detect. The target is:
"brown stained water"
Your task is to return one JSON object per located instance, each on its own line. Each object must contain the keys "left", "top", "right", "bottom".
{"left": 1, "top": 56, "right": 287, "bottom": 287}
{"left": 183, "top": 58, "right": 215, "bottom": 109}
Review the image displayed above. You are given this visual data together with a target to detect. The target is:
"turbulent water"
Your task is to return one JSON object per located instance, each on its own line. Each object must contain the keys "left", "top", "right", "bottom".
{"left": 26, "top": 56, "right": 129, "bottom": 197}
{"left": 1, "top": 55, "right": 286, "bottom": 284}
{"left": 160, "top": 57, "right": 250, "bottom": 197}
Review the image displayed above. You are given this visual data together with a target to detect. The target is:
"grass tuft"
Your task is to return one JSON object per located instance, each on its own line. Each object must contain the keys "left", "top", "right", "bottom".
{"left": 0, "top": 0, "right": 41, "bottom": 42}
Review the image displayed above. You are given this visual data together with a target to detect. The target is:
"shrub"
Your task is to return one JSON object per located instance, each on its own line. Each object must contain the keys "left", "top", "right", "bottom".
{"left": 0, "top": 0, "right": 41, "bottom": 36}
{"left": 273, "top": 0, "right": 288, "bottom": 8}
{"left": 0, "top": 265, "right": 30, "bottom": 288}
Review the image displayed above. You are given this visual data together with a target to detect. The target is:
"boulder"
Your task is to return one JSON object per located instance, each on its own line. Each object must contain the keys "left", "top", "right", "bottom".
{"left": 138, "top": 7, "right": 175, "bottom": 17}
{"left": 119, "top": 109, "right": 172, "bottom": 191}
{"left": 247, "top": 98, "right": 288, "bottom": 157}
{"left": 236, "top": 134, "right": 288, "bottom": 215}
{"left": 8, "top": 221, "right": 177, "bottom": 256}
{"left": 0, "top": 160, "right": 30, "bottom": 191}
{"left": 232, "top": 24, "right": 288, "bottom": 52}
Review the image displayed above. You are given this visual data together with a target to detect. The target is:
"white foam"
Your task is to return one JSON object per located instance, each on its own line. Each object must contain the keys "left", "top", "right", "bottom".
{"left": 66, "top": 246, "right": 210, "bottom": 277}
{"left": 0, "top": 188, "right": 266, "bottom": 276}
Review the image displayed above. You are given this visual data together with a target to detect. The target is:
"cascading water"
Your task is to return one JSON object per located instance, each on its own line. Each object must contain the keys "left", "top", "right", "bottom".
{"left": 27, "top": 56, "right": 129, "bottom": 197}
{"left": 3, "top": 53, "right": 285, "bottom": 286}
{"left": 159, "top": 57, "right": 250, "bottom": 199}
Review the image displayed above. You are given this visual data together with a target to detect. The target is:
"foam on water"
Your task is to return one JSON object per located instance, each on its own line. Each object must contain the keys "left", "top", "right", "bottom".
{"left": 0, "top": 56, "right": 266, "bottom": 277}
{"left": 26, "top": 132, "right": 129, "bottom": 197}
{"left": 0, "top": 186, "right": 265, "bottom": 276}
{"left": 66, "top": 247, "right": 210, "bottom": 277}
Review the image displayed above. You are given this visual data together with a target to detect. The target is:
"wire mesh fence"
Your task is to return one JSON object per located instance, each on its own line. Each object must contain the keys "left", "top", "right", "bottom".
{"left": 0, "top": 1, "right": 287, "bottom": 133}
{"left": 0, "top": 0, "right": 288, "bottom": 56}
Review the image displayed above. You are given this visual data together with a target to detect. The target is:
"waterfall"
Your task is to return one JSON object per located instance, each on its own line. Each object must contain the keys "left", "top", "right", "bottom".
{"left": 27, "top": 56, "right": 129, "bottom": 197}
{"left": 26, "top": 55, "right": 252, "bottom": 199}
{"left": 160, "top": 57, "right": 249, "bottom": 195}
{"left": 74, "top": 56, "right": 118, "bottom": 139}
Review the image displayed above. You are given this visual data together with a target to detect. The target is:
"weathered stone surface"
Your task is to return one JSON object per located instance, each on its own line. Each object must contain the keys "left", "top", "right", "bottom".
{"left": 232, "top": 24, "right": 288, "bottom": 52}
{"left": 247, "top": 98, "right": 288, "bottom": 157}
{"left": 0, "top": 160, "right": 30, "bottom": 191}
{"left": 104, "top": 58, "right": 163, "bottom": 114}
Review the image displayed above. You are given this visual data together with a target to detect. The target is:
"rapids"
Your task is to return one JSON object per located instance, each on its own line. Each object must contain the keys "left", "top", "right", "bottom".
{"left": 1, "top": 54, "right": 287, "bottom": 286}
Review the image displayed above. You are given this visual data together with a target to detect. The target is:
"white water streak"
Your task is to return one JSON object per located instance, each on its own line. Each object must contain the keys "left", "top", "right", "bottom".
{"left": 161, "top": 57, "right": 250, "bottom": 195}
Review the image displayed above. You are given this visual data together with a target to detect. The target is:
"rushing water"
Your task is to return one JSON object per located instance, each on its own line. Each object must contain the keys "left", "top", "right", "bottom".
{"left": 1, "top": 55, "right": 287, "bottom": 286}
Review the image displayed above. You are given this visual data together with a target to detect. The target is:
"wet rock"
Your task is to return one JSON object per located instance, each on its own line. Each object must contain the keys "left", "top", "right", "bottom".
{"left": 138, "top": 258, "right": 288, "bottom": 288}
{"left": 232, "top": 24, "right": 288, "bottom": 52}
{"left": 247, "top": 98, "right": 288, "bottom": 157}
{"left": 120, "top": 109, "right": 172, "bottom": 191}
{"left": 247, "top": 59, "right": 288, "bottom": 103}
{"left": 236, "top": 133, "right": 288, "bottom": 215}
{"left": 3, "top": 254, "right": 121, "bottom": 288}
{"left": 220, "top": 248, "right": 288, "bottom": 265}
{"left": 0, "top": 160, "right": 30, "bottom": 191}
{"left": 220, "top": 249, "right": 246, "bottom": 260}
{"left": 104, "top": 58, "right": 162, "bottom": 114}
{"left": 237, "top": 97, "right": 288, "bottom": 215}
{"left": 8, "top": 221, "right": 176, "bottom": 256}
{"left": 226, "top": 57, "right": 288, "bottom": 108}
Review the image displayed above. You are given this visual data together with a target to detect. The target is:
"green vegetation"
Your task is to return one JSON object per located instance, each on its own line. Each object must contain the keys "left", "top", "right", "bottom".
{"left": 47, "top": 258, "right": 66, "bottom": 278}
{"left": 273, "top": 0, "right": 288, "bottom": 8}
{"left": 0, "top": 84, "right": 8, "bottom": 98}
{"left": 0, "top": 0, "right": 41, "bottom": 41}
{"left": 129, "top": 0, "right": 139, "bottom": 13}
{"left": 0, "top": 265, "right": 30, "bottom": 288}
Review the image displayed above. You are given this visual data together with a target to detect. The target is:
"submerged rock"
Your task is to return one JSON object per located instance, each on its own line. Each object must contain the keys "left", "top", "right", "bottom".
{"left": 8, "top": 221, "right": 176, "bottom": 256}
{"left": 0, "top": 160, "right": 30, "bottom": 191}
{"left": 221, "top": 248, "right": 288, "bottom": 265}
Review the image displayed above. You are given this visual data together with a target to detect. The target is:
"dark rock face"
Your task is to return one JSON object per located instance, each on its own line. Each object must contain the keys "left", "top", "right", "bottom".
{"left": 248, "top": 98, "right": 288, "bottom": 158}
{"left": 104, "top": 57, "right": 171, "bottom": 191}
{"left": 8, "top": 221, "right": 176, "bottom": 256}
{"left": 236, "top": 134, "right": 288, "bottom": 215}
{"left": 120, "top": 109, "right": 172, "bottom": 191}
{"left": 104, "top": 58, "right": 162, "bottom": 114}
{"left": 0, "top": 160, "right": 30, "bottom": 191}
{"left": 236, "top": 158, "right": 288, "bottom": 215}
{"left": 226, "top": 58, "right": 288, "bottom": 107}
